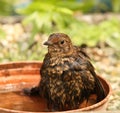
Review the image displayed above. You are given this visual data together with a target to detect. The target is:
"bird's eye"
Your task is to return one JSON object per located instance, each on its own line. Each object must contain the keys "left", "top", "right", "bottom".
{"left": 60, "top": 40, "right": 64, "bottom": 45}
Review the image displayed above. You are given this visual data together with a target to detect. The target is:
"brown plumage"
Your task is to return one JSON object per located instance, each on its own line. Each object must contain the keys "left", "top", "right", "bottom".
{"left": 24, "top": 33, "right": 106, "bottom": 111}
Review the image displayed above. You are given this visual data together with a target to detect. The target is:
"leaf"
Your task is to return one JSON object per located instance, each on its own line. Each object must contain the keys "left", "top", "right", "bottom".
{"left": 56, "top": 7, "right": 73, "bottom": 15}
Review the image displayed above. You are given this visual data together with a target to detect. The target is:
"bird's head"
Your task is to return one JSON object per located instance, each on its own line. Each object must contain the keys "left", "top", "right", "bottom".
{"left": 44, "top": 33, "right": 74, "bottom": 57}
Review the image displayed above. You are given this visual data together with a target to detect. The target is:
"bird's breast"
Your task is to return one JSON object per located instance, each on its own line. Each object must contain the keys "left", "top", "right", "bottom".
{"left": 42, "top": 57, "right": 75, "bottom": 77}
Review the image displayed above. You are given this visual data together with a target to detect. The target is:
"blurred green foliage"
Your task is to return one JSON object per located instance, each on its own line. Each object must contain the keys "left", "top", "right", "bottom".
{"left": 70, "top": 18, "right": 120, "bottom": 49}
{"left": 16, "top": 0, "right": 94, "bottom": 36}
{"left": 112, "top": 0, "right": 120, "bottom": 12}
{"left": 16, "top": 0, "right": 96, "bottom": 53}
{"left": 0, "top": 0, "right": 120, "bottom": 62}
{"left": 0, "top": 18, "right": 120, "bottom": 62}
{"left": 16, "top": 0, "right": 120, "bottom": 48}
{"left": 0, "top": 0, "right": 15, "bottom": 16}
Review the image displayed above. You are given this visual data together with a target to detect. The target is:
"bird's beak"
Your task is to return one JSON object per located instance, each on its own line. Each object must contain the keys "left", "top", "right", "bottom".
{"left": 44, "top": 40, "right": 52, "bottom": 46}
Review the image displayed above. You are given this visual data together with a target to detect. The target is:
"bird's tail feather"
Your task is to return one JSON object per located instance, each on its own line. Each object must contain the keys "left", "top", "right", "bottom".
{"left": 92, "top": 71, "right": 106, "bottom": 102}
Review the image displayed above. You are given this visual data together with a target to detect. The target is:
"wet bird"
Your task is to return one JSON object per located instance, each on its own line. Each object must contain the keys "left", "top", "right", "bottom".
{"left": 24, "top": 33, "right": 106, "bottom": 111}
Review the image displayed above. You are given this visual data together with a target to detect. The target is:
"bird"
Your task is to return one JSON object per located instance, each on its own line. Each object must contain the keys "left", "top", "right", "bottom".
{"left": 24, "top": 33, "right": 106, "bottom": 111}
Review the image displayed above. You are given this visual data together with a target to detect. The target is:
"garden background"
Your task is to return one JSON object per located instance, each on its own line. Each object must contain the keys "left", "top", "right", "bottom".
{"left": 0, "top": 0, "right": 120, "bottom": 111}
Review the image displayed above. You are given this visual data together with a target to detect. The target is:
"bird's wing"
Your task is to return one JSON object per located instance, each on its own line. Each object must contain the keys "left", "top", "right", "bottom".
{"left": 77, "top": 49, "right": 106, "bottom": 102}
{"left": 74, "top": 46, "right": 106, "bottom": 102}
{"left": 86, "top": 61, "right": 106, "bottom": 102}
{"left": 74, "top": 46, "right": 90, "bottom": 59}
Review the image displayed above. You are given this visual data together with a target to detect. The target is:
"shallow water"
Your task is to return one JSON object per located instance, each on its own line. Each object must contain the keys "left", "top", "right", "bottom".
{"left": 0, "top": 81, "right": 98, "bottom": 112}
{"left": 0, "top": 91, "right": 49, "bottom": 112}
{"left": 0, "top": 90, "right": 97, "bottom": 112}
